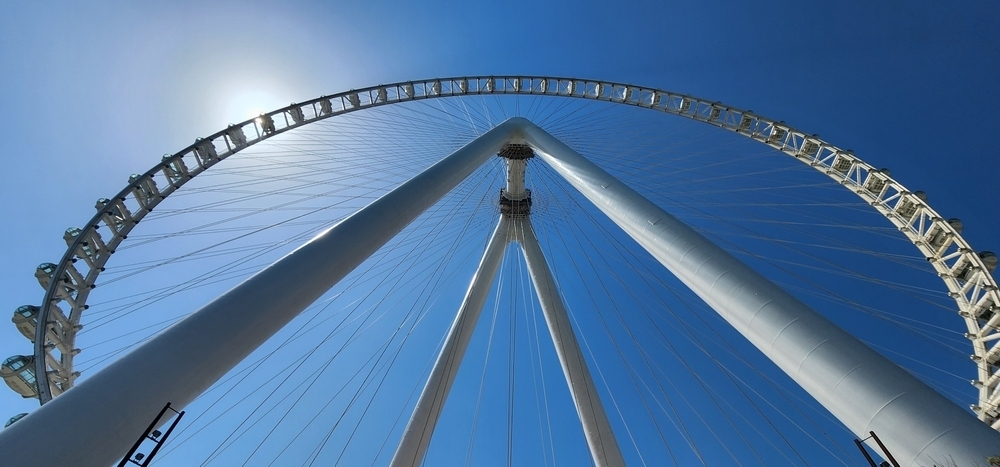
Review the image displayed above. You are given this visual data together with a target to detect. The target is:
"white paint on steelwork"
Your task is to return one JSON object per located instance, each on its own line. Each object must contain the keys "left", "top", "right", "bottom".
{"left": 391, "top": 218, "right": 511, "bottom": 467}
{"left": 514, "top": 218, "right": 626, "bottom": 467}
{"left": 24, "top": 78, "right": 998, "bottom": 426}
{"left": 514, "top": 117, "right": 1000, "bottom": 467}
{"left": 4, "top": 115, "right": 997, "bottom": 466}
{"left": 394, "top": 146, "right": 624, "bottom": 467}
{"left": 505, "top": 158, "right": 529, "bottom": 200}
{"left": 0, "top": 120, "right": 521, "bottom": 467}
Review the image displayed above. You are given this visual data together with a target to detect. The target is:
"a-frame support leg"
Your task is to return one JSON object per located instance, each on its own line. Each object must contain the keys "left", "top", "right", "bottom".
{"left": 513, "top": 117, "right": 1000, "bottom": 466}
{"left": 391, "top": 218, "right": 510, "bottom": 467}
{"left": 514, "top": 217, "right": 626, "bottom": 467}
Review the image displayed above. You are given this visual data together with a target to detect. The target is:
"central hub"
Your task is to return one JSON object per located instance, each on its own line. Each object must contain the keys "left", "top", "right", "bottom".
{"left": 498, "top": 143, "right": 534, "bottom": 218}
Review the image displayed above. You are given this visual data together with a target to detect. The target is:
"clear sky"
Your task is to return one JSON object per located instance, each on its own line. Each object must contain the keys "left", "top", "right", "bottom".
{"left": 0, "top": 1, "right": 998, "bottom": 466}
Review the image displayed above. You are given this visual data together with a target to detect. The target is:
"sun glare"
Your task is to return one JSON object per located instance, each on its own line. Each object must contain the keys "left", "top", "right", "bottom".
{"left": 224, "top": 89, "right": 283, "bottom": 123}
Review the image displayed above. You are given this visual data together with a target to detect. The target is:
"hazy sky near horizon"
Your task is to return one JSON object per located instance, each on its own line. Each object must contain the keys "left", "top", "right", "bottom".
{"left": 1, "top": 1, "right": 998, "bottom": 464}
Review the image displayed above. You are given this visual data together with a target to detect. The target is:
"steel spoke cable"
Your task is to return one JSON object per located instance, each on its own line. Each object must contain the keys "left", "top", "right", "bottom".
{"left": 324, "top": 160, "right": 504, "bottom": 464}
{"left": 534, "top": 168, "right": 765, "bottom": 465}
{"left": 579, "top": 131, "right": 973, "bottom": 375}
{"left": 521, "top": 264, "right": 558, "bottom": 467}
{"left": 532, "top": 167, "right": 728, "bottom": 460}
{"left": 532, "top": 189, "right": 669, "bottom": 466}
{"left": 280, "top": 170, "right": 500, "bottom": 462}
{"left": 540, "top": 143, "right": 928, "bottom": 464}
{"left": 30, "top": 88, "right": 991, "bottom": 466}
{"left": 154, "top": 154, "right": 500, "bottom": 464}
{"left": 200, "top": 165, "right": 496, "bottom": 459}
{"left": 465, "top": 240, "right": 513, "bottom": 467}
{"left": 534, "top": 159, "right": 837, "bottom": 464}
{"left": 564, "top": 198, "right": 876, "bottom": 462}
{"left": 88, "top": 157, "right": 500, "bottom": 344}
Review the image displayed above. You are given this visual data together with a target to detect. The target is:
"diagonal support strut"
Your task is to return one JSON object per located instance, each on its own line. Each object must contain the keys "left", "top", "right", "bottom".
{"left": 0, "top": 118, "right": 524, "bottom": 467}
{"left": 392, "top": 138, "right": 626, "bottom": 467}
{"left": 513, "top": 117, "right": 1000, "bottom": 466}
{"left": 513, "top": 217, "right": 626, "bottom": 467}
{"left": 390, "top": 217, "right": 511, "bottom": 467}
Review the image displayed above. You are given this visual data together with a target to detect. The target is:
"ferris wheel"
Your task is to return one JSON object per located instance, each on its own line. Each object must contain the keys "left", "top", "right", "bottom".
{"left": 1, "top": 76, "right": 999, "bottom": 466}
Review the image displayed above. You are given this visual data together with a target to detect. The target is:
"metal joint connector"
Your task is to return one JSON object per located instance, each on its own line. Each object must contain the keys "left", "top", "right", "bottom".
{"left": 499, "top": 188, "right": 532, "bottom": 218}
{"left": 497, "top": 143, "right": 534, "bottom": 160}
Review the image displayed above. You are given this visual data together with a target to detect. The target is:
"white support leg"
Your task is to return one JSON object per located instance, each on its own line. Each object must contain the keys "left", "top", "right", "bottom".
{"left": 512, "top": 117, "right": 1000, "bottom": 467}
{"left": 0, "top": 120, "right": 522, "bottom": 467}
{"left": 514, "top": 218, "right": 626, "bottom": 467}
{"left": 391, "top": 217, "right": 511, "bottom": 467}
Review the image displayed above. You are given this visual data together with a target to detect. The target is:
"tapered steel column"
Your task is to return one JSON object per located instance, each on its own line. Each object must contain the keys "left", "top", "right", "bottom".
{"left": 0, "top": 120, "right": 522, "bottom": 467}
{"left": 391, "top": 217, "right": 511, "bottom": 467}
{"left": 514, "top": 218, "right": 627, "bottom": 467}
{"left": 512, "top": 117, "right": 1000, "bottom": 467}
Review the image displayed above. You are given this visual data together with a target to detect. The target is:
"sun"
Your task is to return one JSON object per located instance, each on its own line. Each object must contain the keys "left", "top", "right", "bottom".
{"left": 223, "top": 88, "right": 284, "bottom": 122}
{"left": 206, "top": 71, "right": 298, "bottom": 126}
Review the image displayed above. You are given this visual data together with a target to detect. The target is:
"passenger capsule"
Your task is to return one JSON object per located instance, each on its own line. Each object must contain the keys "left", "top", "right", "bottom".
{"left": 1, "top": 356, "right": 38, "bottom": 398}
{"left": 4, "top": 413, "right": 27, "bottom": 428}
{"left": 948, "top": 218, "right": 964, "bottom": 234}
{"left": 64, "top": 227, "right": 95, "bottom": 260}
{"left": 929, "top": 218, "right": 964, "bottom": 248}
{"left": 980, "top": 251, "right": 998, "bottom": 273}
{"left": 35, "top": 263, "right": 58, "bottom": 290}
{"left": 12, "top": 305, "right": 38, "bottom": 341}
{"left": 64, "top": 226, "right": 82, "bottom": 243}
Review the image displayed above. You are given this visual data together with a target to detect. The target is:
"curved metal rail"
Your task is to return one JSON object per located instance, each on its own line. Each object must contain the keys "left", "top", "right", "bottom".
{"left": 17, "top": 76, "right": 999, "bottom": 428}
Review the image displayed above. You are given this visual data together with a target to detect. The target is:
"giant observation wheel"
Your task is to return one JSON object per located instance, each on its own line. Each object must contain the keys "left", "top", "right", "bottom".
{"left": 3, "top": 76, "right": 999, "bottom": 466}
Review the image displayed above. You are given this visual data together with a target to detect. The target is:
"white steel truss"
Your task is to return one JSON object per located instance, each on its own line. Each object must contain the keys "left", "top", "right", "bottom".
{"left": 390, "top": 216, "right": 626, "bottom": 467}
{"left": 21, "top": 77, "right": 998, "bottom": 430}
{"left": 0, "top": 120, "right": 520, "bottom": 467}
{"left": 390, "top": 217, "right": 511, "bottom": 467}
{"left": 514, "top": 118, "right": 1000, "bottom": 465}
{"left": 4, "top": 118, "right": 996, "bottom": 466}
{"left": 19, "top": 76, "right": 1000, "bottom": 430}
{"left": 1, "top": 72, "right": 998, "bottom": 466}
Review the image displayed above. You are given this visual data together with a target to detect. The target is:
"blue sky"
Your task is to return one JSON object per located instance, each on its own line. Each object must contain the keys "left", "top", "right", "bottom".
{"left": 1, "top": 1, "right": 998, "bottom": 465}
